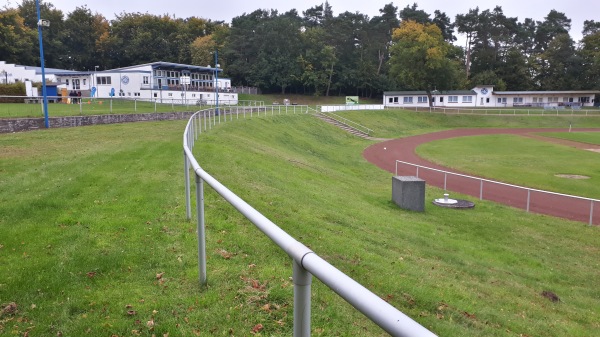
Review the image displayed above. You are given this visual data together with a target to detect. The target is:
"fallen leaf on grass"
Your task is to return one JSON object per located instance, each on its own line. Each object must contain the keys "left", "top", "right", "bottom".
{"left": 462, "top": 311, "right": 476, "bottom": 319}
{"left": 250, "top": 323, "right": 263, "bottom": 334}
{"left": 156, "top": 272, "right": 164, "bottom": 280}
{"left": 86, "top": 272, "right": 96, "bottom": 278}
{"left": 217, "top": 249, "right": 233, "bottom": 259}
{"left": 1, "top": 302, "right": 17, "bottom": 316}
{"left": 127, "top": 310, "right": 137, "bottom": 316}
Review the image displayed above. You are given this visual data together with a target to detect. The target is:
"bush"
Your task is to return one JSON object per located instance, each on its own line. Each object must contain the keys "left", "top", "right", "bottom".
{"left": 0, "top": 83, "right": 26, "bottom": 102}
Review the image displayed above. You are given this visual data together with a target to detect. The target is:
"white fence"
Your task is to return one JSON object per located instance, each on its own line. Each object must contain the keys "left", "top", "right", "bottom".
{"left": 320, "top": 104, "right": 385, "bottom": 112}
{"left": 395, "top": 160, "right": 599, "bottom": 226}
{"left": 183, "top": 108, "right": 436, "bottom": 336}
{"left": 387, "top": 106, "right": 600, "bottom": 116}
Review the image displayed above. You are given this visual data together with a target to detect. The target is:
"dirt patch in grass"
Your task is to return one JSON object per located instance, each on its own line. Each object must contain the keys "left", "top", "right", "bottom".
{"left": 555, "top": 174, "right": 590, "bottom": 179}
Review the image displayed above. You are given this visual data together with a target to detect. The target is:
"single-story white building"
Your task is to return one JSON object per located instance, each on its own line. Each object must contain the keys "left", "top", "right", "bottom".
{"left": 384, "top": 86, "right": 599, "bottom": 108}
{"left": 0, "top": 61, "right": 238, "bottom": 105}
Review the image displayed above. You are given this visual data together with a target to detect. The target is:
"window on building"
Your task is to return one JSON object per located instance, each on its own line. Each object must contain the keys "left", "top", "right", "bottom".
{"left": 448, "top": 96, "right": 458, "bottom": 103}
{"left": 143, "top": 76, "right": 149, "bottom": 85}
{"left": 403, "top": 97, "right": 413, "bottom": 104}
{"left": 97, "top": 76, "right": 111, "bottom": 85}
{"left": 83, "top": 79, "right": 86, "bottom": 86}
{"left": 393, "top": 97, "right": 398, "bottom": 103}
{"left": 417, "top": 96, "right": 428, "bottom": 103}
{"left": 66, "top": 79, "right": 69, "bottom": 86}
{"left": 486, "top": 98, "right": 490, "bottom": 103}
{"left": 439, "top": 97, "right": 444, "bottom": 102}
{"left": 388, "top": 97, "right": 393, "bottom": 103}
{"left": 581, "top": 97, "right": 590, "bottom": 103}
{"left": 134, "top": 92, "right": 140, "bottom": 97}
{"left": 533, "top": 97, "right": 538, "bottom": 103}
{"left": 168, "top": 93, "right": 173, "bottom": 97}
{"left": 154, "top": 93, "right": 158, "bottom": 98}
{"left": 462, "top": 96, "right": 472, "bottom": 103}
{"left": 497, "top": 97, "right": 507, "bottom": 104}
{"left": 513, "top": 97, "right": 523, "bottom": 103}
{"left": 432, "top": 97, "right": 436, "bottom": 103}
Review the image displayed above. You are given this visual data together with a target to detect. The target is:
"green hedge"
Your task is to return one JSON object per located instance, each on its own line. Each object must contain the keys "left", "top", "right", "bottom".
{"left": 0, "top": 83, "right": 26, "bottom": 103}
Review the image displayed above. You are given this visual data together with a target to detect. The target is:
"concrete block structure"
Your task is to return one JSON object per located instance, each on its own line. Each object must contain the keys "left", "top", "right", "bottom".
{"left": 392, "top": 176, "right": 425, "bottom": 212}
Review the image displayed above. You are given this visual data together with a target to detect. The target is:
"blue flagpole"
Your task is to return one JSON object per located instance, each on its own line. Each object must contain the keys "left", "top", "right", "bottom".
{"left": 36, "top": 0, "right": 49, "bottom": 128}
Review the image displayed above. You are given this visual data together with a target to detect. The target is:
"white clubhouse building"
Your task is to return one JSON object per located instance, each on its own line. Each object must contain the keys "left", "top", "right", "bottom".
{"left": 0, "top": 61, "right": 237, "bottom": 105}
{"left": 384, "top": 86, "right": 599, "bottom": 108}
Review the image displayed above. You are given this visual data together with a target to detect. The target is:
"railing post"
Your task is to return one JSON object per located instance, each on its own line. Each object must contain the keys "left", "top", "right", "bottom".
{"left": 293, "top": 259, "right": 312, "bottom": 337}
{"left": 444, "top": 173, "right": 447, "bottom": 190}
{"left": 196, "top": 174, "right": 207, "bottom": 285}
{"left": 479, "top": 179, "right": 483, "bottom": 200}
{"left": 590, "top": 200, "right": 594, "bottom": 226}
{"left": 416, "top": 166, "right": 419, "bottom": 178}
{"left": 184, "top": 152, "right": 191, "bottom": 220}
{"left": 527, "top": 189, "right": 531, "bottom": 212}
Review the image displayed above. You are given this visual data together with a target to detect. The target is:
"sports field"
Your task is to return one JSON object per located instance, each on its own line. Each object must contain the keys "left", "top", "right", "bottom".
{"left": 1, "top": 110, "right": 599, "bottom": 336}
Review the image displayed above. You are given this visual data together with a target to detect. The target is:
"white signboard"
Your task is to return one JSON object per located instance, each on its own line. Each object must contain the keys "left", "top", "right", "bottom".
{"left": 180, "top": 76, "right": 191, "bottom": 85}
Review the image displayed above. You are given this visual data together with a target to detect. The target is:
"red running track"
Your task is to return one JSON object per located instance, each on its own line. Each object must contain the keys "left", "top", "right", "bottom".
{"left": 362, "top": 128, "right": 600, "bottom": 225}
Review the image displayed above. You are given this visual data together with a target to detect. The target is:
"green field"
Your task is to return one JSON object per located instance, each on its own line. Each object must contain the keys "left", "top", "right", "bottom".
{"left": 539, "top": 131, "right": 600, "bottom": 145}
{"left": 415, "top": 133, "right": 600, "bottom": 198}
{"left": 1, "top": 110, "right": 599, "bottom": 336}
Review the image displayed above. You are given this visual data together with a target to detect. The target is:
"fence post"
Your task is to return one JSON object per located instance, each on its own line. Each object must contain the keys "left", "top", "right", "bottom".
{"left": 527, "top": 189, "right": 531, "bottom": 212}
{"left": 293, "top": 259, "right": 312, "bottom": 337}
{"left": 195, "top": 174, "right": 207, "bottom": 285}
{"left": 590, "top": 200, "right": 595, "bottom": 226}
{"left": 416, "top": 166, "right": 419, "bottom": 178}
{"left": 110, "top": 99, "right": 113, "bottom": 113}
{"left": 135, "top": 99, "right": 137, "bottom": 112}
{"left": 444, "top": 173, "right": 447, "bottom": 190}
{"left": 184, "top": 153, "right": 191, "bottom": 220}
{"left": 480, "top": 179, "right": 483, "bottom": 200}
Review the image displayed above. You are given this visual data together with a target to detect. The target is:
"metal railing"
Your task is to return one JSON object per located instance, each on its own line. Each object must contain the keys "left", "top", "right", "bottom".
{"left": 395, "top": 160, "right": 599, "bottom": 226}
{"left": 318, "top": 110, "right": 374, "bottom": 135}
{"left": 183, "top": 108, "right": 436, "bottom": 336}
{"left": 386, "top": 106, "right": 600, "bottom": 116}
{"left": 0, "top": 95, "right": 265, "bottom": 118}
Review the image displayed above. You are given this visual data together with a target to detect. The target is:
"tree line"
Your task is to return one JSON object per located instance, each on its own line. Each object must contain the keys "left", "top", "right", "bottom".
{"left": 1, "top": 1, "right": 599, "bottom": 96}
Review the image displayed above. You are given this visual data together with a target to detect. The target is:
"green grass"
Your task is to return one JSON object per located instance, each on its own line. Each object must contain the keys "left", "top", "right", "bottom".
{"left": 0, "top": 98, "right": 204, "bottom": 118}
{"left": 1, "top": 112, "right": 599, "bottom": 336}
{"left": 415, "top": 134, "right": 600, "bottom": 198}
{"left": 335, "top": 109, "right": 600, "bottom": 139}
{"left": 539, "top": 132, "right": 600, "bottom": 145}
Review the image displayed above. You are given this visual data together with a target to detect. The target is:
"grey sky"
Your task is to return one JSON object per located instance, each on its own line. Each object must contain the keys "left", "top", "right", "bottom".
{"left": 45, "top": 0, "right": 598, "bottom": 42}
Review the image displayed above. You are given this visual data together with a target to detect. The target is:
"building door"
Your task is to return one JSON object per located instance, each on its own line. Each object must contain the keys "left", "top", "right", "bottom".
{"left": 73, "top": 79, "right": 80, "bottom": 90}
{"left": 480, "top": 97, "right": 484, "bottom": 105}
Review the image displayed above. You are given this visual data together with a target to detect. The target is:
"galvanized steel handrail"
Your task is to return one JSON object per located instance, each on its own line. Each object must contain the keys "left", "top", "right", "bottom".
{"left": 318, "top": 110, "right": 374, "bottom": 135}
{"left": 395, "top": 160, "right": 598, "bottom": 225}
{"left": 183, "top": 107, "right": 436, "bottom": 336}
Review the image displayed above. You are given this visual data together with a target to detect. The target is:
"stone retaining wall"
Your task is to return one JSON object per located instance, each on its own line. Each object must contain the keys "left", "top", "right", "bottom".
{"left": 0, "top": 111, "right": 200, "bottom": 133}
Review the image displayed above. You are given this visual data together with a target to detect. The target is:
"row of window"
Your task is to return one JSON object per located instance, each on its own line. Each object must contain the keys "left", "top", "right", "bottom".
{"left": 389, "top": 95, "right": 591, "bottom": 104}
{"left": 389, "top": 96, "right": 473, "bottom": 104}
{"left": 153, "top": 70, "right": 212, "bottom": 80}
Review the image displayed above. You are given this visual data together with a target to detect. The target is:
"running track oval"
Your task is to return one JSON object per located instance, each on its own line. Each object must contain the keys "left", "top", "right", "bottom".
{"left": 363, "top": 128, "right": 600, "bottom": 225}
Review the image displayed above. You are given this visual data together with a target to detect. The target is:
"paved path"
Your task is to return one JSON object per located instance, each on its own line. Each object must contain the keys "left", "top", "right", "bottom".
{"left": 362, "top": 128, "right": 600, "bottom": 225}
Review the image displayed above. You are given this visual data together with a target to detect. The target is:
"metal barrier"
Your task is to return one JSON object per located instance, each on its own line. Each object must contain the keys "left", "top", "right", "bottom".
{"left": 183, "top": 108, "right": 437, "bottom": 336}
{"left": 317, "top": 110, "right": 374, "bottom": 135}
{"left": 395, "top": 160, "right": 598, "bottom": 226}
{"left": 387, "top": 106, "right": 600, "bottom": 116}
{"left": 0, "top": 95, "right": 265, "bottom": 118}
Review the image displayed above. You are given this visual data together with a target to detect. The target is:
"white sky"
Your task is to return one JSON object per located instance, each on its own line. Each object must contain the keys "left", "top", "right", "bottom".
{"left": 42, "top": 0, "right": 599, "bottom": 42}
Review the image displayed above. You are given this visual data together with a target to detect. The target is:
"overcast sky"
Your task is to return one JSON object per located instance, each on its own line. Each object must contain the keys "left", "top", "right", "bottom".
{"left": 44, "top": 0, "right": 598, "bottom": 42}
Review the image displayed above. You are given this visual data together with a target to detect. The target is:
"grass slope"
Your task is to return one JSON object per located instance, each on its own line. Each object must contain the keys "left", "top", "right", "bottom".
{"left": 0, "top": 112, "right": 599, "bottom": 336}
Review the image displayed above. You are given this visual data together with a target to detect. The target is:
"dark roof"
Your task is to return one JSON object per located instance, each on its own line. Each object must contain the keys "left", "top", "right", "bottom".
{"left": 111, "top": 61, "right": 222, "bottom": 73}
